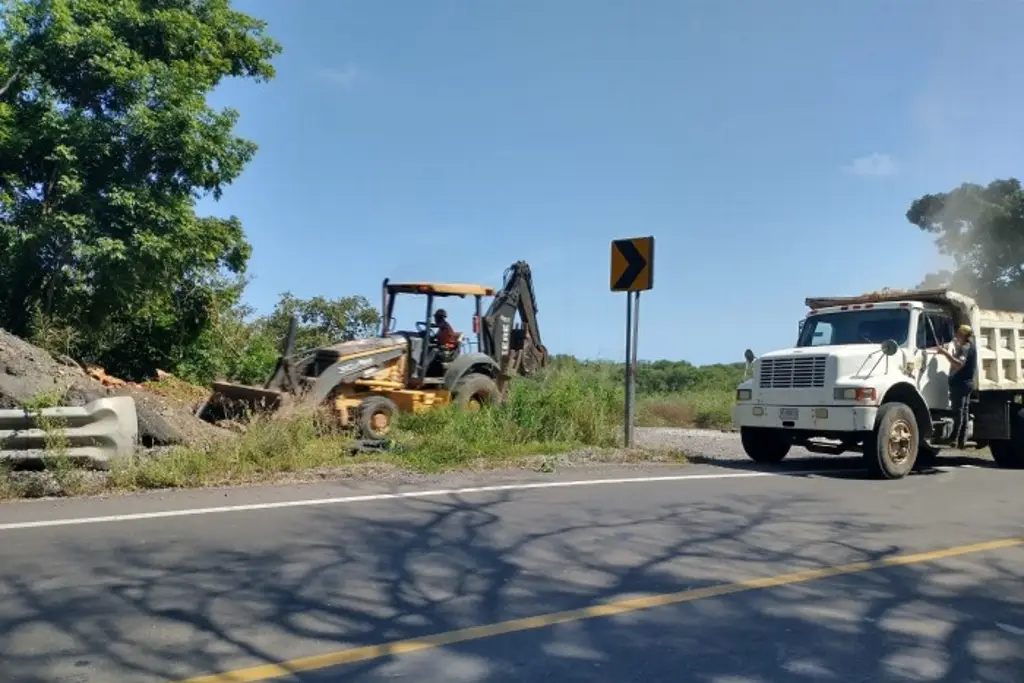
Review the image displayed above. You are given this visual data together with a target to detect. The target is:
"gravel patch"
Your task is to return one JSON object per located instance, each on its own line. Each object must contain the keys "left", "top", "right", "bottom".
{"left": 636, "top": 427, "right": 751, "bottom": 462}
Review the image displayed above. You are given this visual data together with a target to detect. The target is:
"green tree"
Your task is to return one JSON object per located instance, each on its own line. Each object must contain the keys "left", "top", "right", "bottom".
{"left": 173, "top": 292, "right": 382, "bottom": 386}
{"left": 906, "top": 178, "right": 1024, "bottom": 309}
{"left": 261, "top": 292, "right": 381, "bottom": 353}
{"left": 0, "top": 0, "right": 281, "bottom": 379}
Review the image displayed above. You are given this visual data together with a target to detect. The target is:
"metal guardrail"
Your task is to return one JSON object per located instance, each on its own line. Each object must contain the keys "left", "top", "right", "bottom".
{"left": 0, "top": 396, "right": 138, "bottom": 469}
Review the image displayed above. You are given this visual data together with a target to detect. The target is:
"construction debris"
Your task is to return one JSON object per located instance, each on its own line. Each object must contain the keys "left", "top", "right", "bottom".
{"left": 0, "top": 329, "right": 231, "bottom": 448}
{"left": 85, "top": 364, "right": 127, "bottom": 388}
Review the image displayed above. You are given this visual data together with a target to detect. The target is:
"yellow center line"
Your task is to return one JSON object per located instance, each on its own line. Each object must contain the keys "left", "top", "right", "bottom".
{"left": 177, "top": 536, "right": 1024, "bottom": 683}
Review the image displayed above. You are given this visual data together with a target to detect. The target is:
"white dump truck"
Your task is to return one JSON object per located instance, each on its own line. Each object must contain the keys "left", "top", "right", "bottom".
{"left": 732, "top": 288, "right": 1024, "bottom": 479}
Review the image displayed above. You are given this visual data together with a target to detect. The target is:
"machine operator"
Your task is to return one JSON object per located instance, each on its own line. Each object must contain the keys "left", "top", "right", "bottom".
{"left": 433, "top": 309, "right": 460, "bottom": 350}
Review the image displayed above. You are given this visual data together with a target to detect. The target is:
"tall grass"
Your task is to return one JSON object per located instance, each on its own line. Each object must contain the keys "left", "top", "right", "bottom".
{"left": 394, "top": 367, "right": 621, "bottom": 470}
{"left": 0, "top": 358, "right": 739, "bottom": 498}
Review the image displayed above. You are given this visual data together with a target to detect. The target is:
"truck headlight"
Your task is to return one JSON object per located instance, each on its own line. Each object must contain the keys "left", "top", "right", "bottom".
{"left": 736, "top": 389, "right": 752, "bottom": 401}
{"left": 834, "top": 387, "right": 876, "bottom": 401}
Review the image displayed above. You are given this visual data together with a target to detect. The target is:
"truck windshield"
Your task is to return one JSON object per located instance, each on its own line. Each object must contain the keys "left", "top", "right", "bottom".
{"left": 797, "top": 308, "right": 911, "bottom": 347}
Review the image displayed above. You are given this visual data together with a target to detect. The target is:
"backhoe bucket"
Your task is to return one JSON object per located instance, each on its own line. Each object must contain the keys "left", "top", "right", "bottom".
{"left": 196, "top": 381, "right": 288, "bottom": 423}
{"left": 196, "top": 315, "right": 301, "bottom": 424}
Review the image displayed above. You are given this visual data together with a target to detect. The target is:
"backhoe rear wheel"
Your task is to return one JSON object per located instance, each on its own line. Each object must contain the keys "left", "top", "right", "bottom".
{"left": 453, "top": 374, "right": 501, "bottom": 412}
{"left": 357, "top": 396, "right": 399, "bottom": 439}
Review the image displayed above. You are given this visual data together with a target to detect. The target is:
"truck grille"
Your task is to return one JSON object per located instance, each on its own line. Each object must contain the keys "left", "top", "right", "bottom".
{"left": 759, "top": 356, "right": 827, "bottom": 389}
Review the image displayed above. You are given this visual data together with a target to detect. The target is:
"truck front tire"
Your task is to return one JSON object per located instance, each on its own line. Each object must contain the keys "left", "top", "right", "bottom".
{"left": 740, "top": 427, "right": 791, "bottom": 464}
{"left": 863, "top": 402, "right": 919, "bottom": 479}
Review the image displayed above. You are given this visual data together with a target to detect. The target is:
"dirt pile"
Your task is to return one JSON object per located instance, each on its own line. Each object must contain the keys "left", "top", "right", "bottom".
{"left": 0, "top": 328, "right": 231, "bottom": 448}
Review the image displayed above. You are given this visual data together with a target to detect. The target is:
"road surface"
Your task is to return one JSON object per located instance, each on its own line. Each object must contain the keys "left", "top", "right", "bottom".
{"left": 0, "top": 439, "right": 1021, "bottom": 682}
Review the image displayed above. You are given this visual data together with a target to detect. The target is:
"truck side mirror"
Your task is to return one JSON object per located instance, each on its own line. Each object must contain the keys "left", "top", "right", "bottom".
{"left": 880, "top": 339, "right": 899, "bottom": 356}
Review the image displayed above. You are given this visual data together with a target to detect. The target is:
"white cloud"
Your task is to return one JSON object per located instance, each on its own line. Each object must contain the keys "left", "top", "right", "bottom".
{"left": 317, "top": 65, "right": 363, "bottom": 90}
{"left": 843, "top": 152, "right": 898, "bottom": 178}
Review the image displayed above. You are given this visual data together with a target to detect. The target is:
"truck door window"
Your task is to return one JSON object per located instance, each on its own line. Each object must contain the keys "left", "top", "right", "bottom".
{"left": 934, "top": 316, "right": 955, "bottom": 345}
{"left": 917, "top": 314, "right": 935, "bottom": 348}
{"left": 918, "top": 313, "right": 955, "bottom": 348}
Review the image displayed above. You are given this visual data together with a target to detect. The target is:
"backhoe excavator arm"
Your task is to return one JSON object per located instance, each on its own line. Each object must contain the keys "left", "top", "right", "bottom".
{"left": 479, "top": 261, "right": 549, "bottom": 376}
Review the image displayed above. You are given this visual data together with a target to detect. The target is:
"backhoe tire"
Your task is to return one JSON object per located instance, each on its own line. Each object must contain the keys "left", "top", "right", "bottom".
{"left": 453, "top": 374, "right": 501, "bottom": 412}
{"left": 740, "top": 427, "right": 791, "bottom": 464}
{"left": 863, "top": 402, "right": 919, "bottom": 479}
{"left": 357, "top": 396, "right": 399, "bottom": 439}
{"left": 989, "top": 407, "right": 1024, "bottom": 469}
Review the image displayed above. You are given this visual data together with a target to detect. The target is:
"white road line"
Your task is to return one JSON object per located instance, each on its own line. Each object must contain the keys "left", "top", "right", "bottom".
{"left": 0, "top": 468, "right": 864, "bottom": 532}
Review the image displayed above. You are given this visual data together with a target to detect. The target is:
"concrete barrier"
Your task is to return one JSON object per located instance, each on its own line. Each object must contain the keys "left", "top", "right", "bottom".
{"left": 0, "top": 396, "right": 138, "bottom": 470}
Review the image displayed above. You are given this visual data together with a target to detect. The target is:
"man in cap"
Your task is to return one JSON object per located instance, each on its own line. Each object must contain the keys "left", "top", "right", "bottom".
{"left": 433, "top": 308, "right": 460, "bottom": 352}
{"left": 934, "top": 324, "right": 978, "bottom": 449}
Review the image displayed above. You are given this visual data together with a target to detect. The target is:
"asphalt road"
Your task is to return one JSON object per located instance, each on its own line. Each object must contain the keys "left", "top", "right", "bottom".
{"left": 0, "top": 438, "right": 1022, "bottom": 683}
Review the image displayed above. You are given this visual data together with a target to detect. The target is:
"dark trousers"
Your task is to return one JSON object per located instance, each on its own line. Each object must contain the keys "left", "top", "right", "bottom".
{"left": 950, "top": 383, "right": 972, "bottom": 449}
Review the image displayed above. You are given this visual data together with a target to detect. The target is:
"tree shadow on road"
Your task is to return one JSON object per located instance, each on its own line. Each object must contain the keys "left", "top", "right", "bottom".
{"left": 0, "top": 485, "right": 1021, "bottom": 682}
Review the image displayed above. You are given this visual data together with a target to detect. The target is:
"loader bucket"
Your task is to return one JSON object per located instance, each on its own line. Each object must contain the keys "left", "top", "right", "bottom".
{"left": 196, "top": 381, "right": 288, "bottom": 423}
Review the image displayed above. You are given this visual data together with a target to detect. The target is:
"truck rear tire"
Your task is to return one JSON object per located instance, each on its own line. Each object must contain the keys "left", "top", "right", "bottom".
{"left": 989, "top": 407, "right": 1024, "bottom": 469}
{"left": 740, "top": 427, "right": 791, "bottom": 464}
{"left": 863, "top": 401, "right": 919, "bottom": 479}
{"left": 915, "top": 442, "right": 941, "bottom": 469}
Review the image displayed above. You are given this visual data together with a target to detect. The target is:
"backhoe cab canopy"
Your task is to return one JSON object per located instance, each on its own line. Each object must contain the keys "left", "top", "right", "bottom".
{"left": 380, "top": 278, "right": 492, "bottom": 341}
{"left": 384, "top": 281, "right": 496, "bottom": 297}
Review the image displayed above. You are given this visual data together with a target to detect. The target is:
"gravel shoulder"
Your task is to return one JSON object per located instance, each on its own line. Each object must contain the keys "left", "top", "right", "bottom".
{"left": 636, "top": 426, "right": 1000, "bottom": 469}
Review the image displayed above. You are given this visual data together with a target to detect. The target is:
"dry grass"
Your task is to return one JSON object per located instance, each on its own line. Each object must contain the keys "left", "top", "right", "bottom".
{"left": 638, "top": 390, "right": 734, "bottom": 430}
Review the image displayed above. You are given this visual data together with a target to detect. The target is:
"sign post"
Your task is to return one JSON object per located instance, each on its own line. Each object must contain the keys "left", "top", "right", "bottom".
{"left": 610, "top": 236, "right": 654, "bottom": 448}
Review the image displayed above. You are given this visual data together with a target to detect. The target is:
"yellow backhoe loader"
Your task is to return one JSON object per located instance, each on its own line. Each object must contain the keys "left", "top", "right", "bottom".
{"left": 196, "top": 261, "right": 548, "bottom": 438}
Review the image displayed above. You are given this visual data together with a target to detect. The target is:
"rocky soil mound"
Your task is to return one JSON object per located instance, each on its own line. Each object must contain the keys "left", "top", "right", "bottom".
{"left": 0, "top": 329, "right": 231, "bottom": 448}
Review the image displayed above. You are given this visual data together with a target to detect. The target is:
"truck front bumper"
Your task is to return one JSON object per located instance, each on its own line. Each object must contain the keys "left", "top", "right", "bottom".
{"left": 732, "top": 404, "right": 878, "bottom": 433}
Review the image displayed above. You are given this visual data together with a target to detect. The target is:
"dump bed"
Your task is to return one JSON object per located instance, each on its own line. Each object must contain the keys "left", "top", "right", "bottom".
{"left": 806, "top": 287, "right": 1024, "bottom": 392}
{"left": 975, "top": 306, "right": 1024, "bottom": 391}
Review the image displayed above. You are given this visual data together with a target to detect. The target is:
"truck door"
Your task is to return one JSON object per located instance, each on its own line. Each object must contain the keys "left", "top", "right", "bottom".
{"left": 916, "top": 312, "right": 955, "bottom": 410}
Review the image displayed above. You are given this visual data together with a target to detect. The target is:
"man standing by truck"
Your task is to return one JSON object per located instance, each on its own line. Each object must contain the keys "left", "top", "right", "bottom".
{"left": 935, "top": 324, "right": 978, "bottom": 449}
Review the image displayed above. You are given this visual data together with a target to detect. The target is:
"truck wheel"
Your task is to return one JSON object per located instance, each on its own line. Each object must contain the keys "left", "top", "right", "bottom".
{"left": 357, "top": 396, "right": 399, "bottom": 439}
{"left": 989, "top": 407, "right": 1024, "bottom": 469}
{"left": 863, "top": 402, "right": 919, "bottom": 479}
{"left": 740, "top": 427, "right": 791, "bottom": 464}
{"left": 453, "top": 374, "right": 501, "bottom": 411}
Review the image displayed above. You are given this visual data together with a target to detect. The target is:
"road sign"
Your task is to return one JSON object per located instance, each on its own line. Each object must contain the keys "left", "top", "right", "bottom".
{"left": 610, "top": 236, "right": 654, "bottom": 292}
{"left": 611, "top": 235, "right": 653, "bottom": 448}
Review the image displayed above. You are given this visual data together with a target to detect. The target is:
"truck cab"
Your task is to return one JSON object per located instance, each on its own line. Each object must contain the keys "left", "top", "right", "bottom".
{"left": 733, "top": 288, "right": 1024, "bottom": 479}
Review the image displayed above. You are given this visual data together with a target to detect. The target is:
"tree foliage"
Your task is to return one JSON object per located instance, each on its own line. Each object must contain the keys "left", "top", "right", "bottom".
{"left": 548, "top": 354, "right": 745, "bottom": 395}
{"left": 261, "top": 292, "right": 381, "bottom": 354}
{"left": 0, "top": 0, "right": 281, "bottom": 379}
{"left": 906, "top": 178, "right": 1024, "bottom": 308}
{"left": 172, "top": 291, "right": 382, "bottom": 386}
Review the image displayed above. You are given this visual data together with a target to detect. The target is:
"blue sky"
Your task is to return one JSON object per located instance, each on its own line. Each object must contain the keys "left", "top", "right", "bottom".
{"left": 198, "top": 1, "right": 1024, "bottom": 366}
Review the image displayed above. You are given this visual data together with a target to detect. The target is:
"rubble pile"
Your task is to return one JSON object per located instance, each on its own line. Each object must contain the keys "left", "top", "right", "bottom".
{"left": 0, "top": 329, "right": 230, "bottom": 448}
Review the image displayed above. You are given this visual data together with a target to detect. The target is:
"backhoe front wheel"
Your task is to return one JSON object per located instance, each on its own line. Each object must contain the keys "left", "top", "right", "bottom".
{"left": 357, "top": 396, "right": 399, "bottom": 439}
{"left": 453, "top": 374, "right": 502, "bottom": 411}
{"left": 863, "top": 402, "right": 919, "bottom": 479}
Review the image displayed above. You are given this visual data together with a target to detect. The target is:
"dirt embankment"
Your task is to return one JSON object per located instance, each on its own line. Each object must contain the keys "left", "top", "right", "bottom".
{"left": 0, "top": 329, "right": 231, "bottom": 448}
